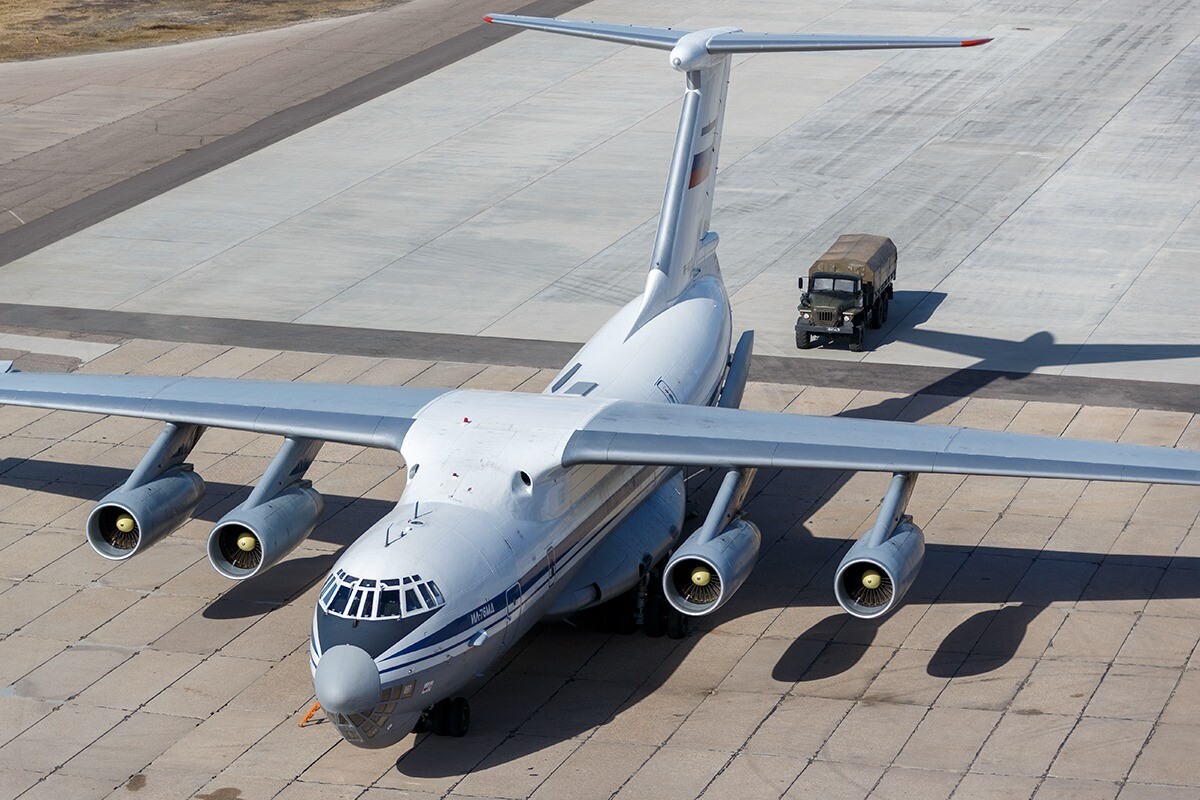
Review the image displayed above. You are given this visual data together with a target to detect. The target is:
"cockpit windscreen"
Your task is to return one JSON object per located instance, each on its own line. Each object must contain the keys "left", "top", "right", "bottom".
{"left": 319, "top": 569, "right": 446, "bottom": 620}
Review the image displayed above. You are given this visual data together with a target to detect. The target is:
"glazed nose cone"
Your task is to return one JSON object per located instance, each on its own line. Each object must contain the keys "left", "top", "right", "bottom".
{"left": 314, "top": 644, "right": 381, "bottom": 714}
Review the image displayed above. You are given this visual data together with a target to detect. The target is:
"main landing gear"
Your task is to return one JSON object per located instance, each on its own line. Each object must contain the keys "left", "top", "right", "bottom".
{"left": 416, "top": 696, "right": 470, "bottom": 737}
{"left": 570, "top": 560, "right": 691, "bottom": 639}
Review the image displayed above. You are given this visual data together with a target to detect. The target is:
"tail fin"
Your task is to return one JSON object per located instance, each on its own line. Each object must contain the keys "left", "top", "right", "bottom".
{"left": 485, "top": 15, "right": 990, "bottom": 331}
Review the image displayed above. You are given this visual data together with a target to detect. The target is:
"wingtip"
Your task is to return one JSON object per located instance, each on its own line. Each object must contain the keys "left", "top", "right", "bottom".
{"left": 961, "top": 37, "right": 993, "bottom": 47}
{"left": 483, "top": 14, "right": 494, "bottom": 23}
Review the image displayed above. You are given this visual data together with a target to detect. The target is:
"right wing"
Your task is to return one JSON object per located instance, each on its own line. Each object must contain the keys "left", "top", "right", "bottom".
{"left": 0, "top": 362, "right": 444, "bottom": 449}
{"left": 564, "top": 399, "right": 1200, "bottom": 485}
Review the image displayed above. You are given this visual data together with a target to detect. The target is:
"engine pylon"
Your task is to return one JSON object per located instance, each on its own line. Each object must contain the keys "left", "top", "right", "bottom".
{"left": 834, "top": 472, "right": 924, "bottom": 619}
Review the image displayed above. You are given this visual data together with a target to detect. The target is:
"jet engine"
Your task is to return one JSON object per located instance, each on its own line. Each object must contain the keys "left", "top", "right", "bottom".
{"left": 87, "top": 423, "right": 206, "bottom": 560}
{"left": 664, "top": 518, "right": 761, "bottom": 615}
{"left": 835, "top": 520, "right": 924, "bottom": 618}
{"left": 663, "top": 461, "right": 761, "bottom": 616}
{"left": 834, "top": 472, "right": 924, "bottom": 619}
{"left": 208, "top": 485, "right": 323, "bottom": 579}
{"left": 207, "top": 436, "right": 324, "bottom": 579}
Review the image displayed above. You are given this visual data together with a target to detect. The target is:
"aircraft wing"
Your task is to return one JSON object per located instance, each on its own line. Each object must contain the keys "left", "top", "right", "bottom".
{"left": 563, "top": 400, "right": 1200, "bottom": 484}
{"left": 0, "top": 362, "right": 444, "bottom": 449}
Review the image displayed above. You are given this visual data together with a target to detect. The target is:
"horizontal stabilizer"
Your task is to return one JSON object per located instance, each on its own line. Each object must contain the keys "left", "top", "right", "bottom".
{"left": 485, "top": 14, "right": 991, "bottom": 53}
{"left": 706, "top": 32, "right": 992, "bottom": 52}
{"left": 484, "top": 14, "right": 688, "bottom": 49}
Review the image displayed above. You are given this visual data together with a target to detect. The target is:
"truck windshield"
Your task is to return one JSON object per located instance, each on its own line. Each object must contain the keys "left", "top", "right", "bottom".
{"left": 811, "top": 277, "right": 859, "bottom": 293}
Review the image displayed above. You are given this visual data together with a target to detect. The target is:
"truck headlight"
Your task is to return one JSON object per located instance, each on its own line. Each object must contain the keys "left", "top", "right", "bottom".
{"left": 801, "top": 312, "right": 810, "bottom": 319}
{"left": 843, "top": 313, "right": 854, "bottom": 323}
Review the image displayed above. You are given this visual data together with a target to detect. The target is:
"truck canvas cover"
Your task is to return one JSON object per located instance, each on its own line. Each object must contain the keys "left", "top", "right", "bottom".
{"left": 811, "top": 234, "right": 897, "bottom": 284}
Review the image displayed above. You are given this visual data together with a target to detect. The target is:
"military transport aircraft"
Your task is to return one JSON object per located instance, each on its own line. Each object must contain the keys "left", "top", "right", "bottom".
{"left": 0, "top": 15, "right": 1194, "bottom": 749}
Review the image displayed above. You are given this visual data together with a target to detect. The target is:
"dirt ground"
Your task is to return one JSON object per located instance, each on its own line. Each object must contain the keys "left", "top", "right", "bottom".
{"left": 0, "top": 0, "right": 409, "bottom": 61}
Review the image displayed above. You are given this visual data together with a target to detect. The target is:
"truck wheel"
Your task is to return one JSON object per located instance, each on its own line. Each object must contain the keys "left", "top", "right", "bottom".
{"left": 849, "top": 327, "right": 864, "bottom": 352}
{"left": 881, "top": 296, "right": 889, "bottom": 323}
{"left": 868, "top": 302, "right": 882, "bottom": 329}
{"left": 796, "top": 331, "right": 812, "bottom": 350}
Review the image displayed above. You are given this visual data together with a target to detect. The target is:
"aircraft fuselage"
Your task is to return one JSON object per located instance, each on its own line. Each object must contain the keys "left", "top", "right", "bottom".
{"left": 311, "top": 270, "right": 732, "bottom": 746}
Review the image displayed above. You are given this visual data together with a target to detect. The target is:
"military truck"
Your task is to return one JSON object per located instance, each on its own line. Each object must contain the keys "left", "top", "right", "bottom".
{"left": 795, "top": 234, "right": 897, "bottom": 352}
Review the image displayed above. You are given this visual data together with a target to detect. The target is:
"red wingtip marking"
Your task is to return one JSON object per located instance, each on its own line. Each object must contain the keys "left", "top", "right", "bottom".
{"left": 483, "top": 15, "right": 494, "bottom": 23}
{"left": 961, "top": 37, "right": 993, "bottom": 47}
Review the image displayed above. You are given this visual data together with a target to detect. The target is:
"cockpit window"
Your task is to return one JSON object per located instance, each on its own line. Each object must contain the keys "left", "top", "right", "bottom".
{"left": 319, "top": 569, "right": 446, "bottom": 620}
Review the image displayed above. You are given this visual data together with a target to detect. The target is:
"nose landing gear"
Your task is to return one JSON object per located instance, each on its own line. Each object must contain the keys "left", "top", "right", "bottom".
{"left": 416, "top": 696, "right": 471, "bottom": 737}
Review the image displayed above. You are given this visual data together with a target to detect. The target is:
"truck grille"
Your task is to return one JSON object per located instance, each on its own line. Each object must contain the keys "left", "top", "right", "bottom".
{"left": 814, "top": 309, "right": 838, "bottom": 325}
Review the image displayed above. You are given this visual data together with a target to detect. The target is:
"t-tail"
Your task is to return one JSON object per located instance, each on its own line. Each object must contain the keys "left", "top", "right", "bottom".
{"left": 485, "top": 14, "right": 990, "bottom": 334}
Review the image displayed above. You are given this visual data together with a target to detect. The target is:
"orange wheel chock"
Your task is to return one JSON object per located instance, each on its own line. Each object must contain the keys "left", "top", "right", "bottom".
{"left": 299, "top": 701, "right": 321, "bottom": 728}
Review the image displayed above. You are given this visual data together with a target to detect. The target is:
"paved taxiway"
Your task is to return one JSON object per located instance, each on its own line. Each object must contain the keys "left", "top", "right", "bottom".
{"left": 3, "top": 0, "right": 1200, "bottom": 382}
{"left": 3, "top": 0, "right": 1200, "bottom": 797}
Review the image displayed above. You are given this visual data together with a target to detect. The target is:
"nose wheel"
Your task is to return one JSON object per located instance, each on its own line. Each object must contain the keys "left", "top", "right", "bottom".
{"left": 419, "top": 697, "right": 471, "bottom": 738}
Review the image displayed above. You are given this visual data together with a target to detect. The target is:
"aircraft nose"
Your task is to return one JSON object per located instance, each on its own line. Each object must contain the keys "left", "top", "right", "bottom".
{"left": 314, "top": 644, "right": 381, "bottom": 714}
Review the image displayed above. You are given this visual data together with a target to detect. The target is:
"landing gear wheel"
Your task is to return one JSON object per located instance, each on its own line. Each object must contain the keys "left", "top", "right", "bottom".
{"left": 868, "top": 302, "right": 882, "bottom": 329}
{"left": 796, "top": 331, "right": 812, "bottom": 349}
{"left": 666, "top": 606, "right": 690, "bottom": 640}
{"left": 642, "top": 590, "right": 668, "bottom": 638}
{"left": 849, "top": 326, "right": 864, "bottom": 352}
{"left": 447, "top": 697, "right": 470, "bottom": 738}
{"left": 428, "top": 698, "right": 452, "bottom": 736}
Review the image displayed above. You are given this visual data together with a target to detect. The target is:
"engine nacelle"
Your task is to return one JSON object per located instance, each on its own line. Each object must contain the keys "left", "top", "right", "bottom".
{"left": 207, "top": 485, "right": 323, "bottom": 580}
{"left": 663, "top": 519, "right": 761, "bottom": 616}
{"left": 86, "top": 467, "right": 206, "bottom": 560}
{"left": 834, "top": 520, "right": 924, "bottom": 619}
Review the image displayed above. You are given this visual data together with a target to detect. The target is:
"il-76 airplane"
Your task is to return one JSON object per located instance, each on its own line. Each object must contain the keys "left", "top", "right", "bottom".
{"left": 0, "top": 15, "right": 1192, "bottom": 748}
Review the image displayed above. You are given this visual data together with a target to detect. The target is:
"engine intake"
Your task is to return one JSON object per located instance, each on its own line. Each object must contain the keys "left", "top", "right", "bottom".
{"left": 663, "top": 518, "right": 761, "bottom": 615}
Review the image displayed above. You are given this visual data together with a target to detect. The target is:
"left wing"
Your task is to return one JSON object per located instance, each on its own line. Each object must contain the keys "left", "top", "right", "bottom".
{"left": 563, "top": 399, "right": 1200, "bottom": 484}
{"left": 0, "top": 362, "right": 443, "bottom": 449}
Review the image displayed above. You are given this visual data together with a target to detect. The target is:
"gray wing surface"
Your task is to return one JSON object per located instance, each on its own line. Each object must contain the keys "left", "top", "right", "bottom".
{"left": 0, "top": 365, "right": 444, "bottom": 449}
{"left": 484, "top": 14, "right": 689, "bottom": 48}
{"left": 704, "top": 32, "right": 992, "bottom": 52}
{"left": 564, "top": 401, "right": 1200, "bottom": 485}
{"left": 485, "top": 15, "right": 990, "bottom": 52}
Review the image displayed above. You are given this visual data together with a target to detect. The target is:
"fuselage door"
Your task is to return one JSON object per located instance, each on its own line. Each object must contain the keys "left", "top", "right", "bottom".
{"left": 501, "top": 582, "right": 522, "bottom": 649}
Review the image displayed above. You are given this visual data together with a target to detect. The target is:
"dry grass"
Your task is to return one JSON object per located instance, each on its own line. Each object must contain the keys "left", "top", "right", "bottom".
{"left": 0, "top": 0, "right": 407, "bottom": 61}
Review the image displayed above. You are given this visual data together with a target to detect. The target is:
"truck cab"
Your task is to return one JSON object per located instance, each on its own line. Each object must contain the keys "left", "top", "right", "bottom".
{"left": 796, "top": 234, "right": 896, "bottom": 352}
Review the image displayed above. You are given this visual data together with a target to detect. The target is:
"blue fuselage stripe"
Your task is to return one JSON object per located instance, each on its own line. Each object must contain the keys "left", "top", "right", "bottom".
{"left": 372, "top": 466, "right": 665, "bottom": 675}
